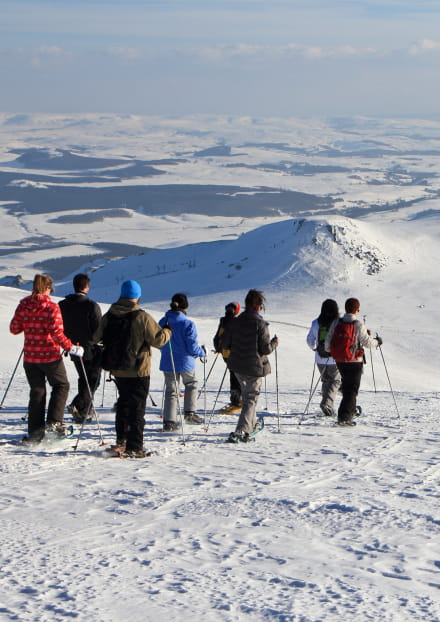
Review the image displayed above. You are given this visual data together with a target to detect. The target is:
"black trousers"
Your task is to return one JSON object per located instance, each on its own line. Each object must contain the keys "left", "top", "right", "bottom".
{"left": 114, "top": 376, "right": 150, "bottom": 452}
{"left": 229, "top": 370, "right": 242, "bottom": 405}
{"left": 336, "top": 362, "right": 363, "bottom": 422}
{"left": 24, "top": 359, "right": 70, "bottom": 439}
{"left": 71, "top": 356, "right": 101, "bottom": 414}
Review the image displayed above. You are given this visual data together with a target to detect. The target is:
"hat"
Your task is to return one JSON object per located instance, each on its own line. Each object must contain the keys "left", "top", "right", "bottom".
{"left": 120, "top": 280, "right": 142, "bottom": 299}
{"left": 171, "top": 293, "right": 188, "bottom": 310}
{"left": 225, "top": 301, "right": 241, "bottom": 315}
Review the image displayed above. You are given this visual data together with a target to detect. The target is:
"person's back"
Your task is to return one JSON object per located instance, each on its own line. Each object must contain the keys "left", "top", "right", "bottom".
{"left": 223, "top": 289, "right": 278, "bottom": 442}
{"left": 94, "top": 280, "right": 171, "bottom": 456}
{"left": 158, "top": 293, "right": 205, "bottom": 430}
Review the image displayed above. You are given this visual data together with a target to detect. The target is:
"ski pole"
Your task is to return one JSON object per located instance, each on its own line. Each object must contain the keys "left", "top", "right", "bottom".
{"left": 377, "top": 341, "right": 400, "bottom": 419}
{"left": 169, "top": 341, "right": 186, "bottom": 444}
{"left": 264, "top": 376, "right": 268, "bottom": 411}
{"left": 0, "top": 348, "right": 23, "bottom": 409}
{"left": 100, "top": 370, "right": 106, "bottom": 407}
{"left": 203, "top": 357, "right": 207, "bottom": 425}
{"left": 299, "top": 360, "right": 329, "bottom": 425}
{"left": 308, "top": 362, "right": 316, "bottom": 405}
{"left": 275, "top": 346, "right": 280, "bottom": 433}
{"left": 364, "top": 315, "right": 377, "bottom": 393}
{"left": 197, "top": 352, "right": 219, "bottom": 399}
{"left": 204, "top": 366, "right": 228, "bottom": 433}
{"left": 370, "top": 347, "right": 377, "bottom": 393}
{"left": 73, "top": 357, "right": 106, "bottom": 451}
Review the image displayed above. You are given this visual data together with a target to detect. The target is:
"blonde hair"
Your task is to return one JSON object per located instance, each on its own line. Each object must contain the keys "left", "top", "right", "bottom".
{"left": 32, "top": 274, "right": 54, "bottom": 295}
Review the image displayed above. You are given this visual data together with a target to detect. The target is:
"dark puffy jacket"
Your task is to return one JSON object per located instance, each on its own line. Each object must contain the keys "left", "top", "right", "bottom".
{"left": 59, "top": 293, "right": 102, "bottom": 359}
{"left": 222, "top": 310, "right": 277, "bottom": 378}
{"left": 213, "top": 312, "right": 236, "bottom": 353}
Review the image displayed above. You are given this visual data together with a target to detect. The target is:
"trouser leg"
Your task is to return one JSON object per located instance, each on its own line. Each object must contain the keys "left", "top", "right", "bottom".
{"left": 71, "top": 358, "right": 101, "bottom": 414}
{"left": 230, "top": 371, "right": 242, "bottom": 406}
{"left": 235, "top": 374, "right": 262, "bottom": 434}
{"left": 163, "top": 371, "right": 179, "bottom": 422}
{"left": 114, "top": 376, "right": 149, "bottom": 452}
{"left": 336, "top": 363, "right": 363, "bottom": 422}
{"left": 181, "top": 370, "right": 198, "bottom": 413}
{"left": 45, "top": 359, "right": 70, "bottom": 424}
{"left": 318, "top": 363, "right": 341, "bottom": 416}
{"left": 24, "top": 363, "right": 46, "bottom": 440}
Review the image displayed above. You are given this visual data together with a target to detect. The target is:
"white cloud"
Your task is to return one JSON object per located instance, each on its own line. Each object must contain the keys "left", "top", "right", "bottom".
{"left": 408, "top": 39, "right": 440, "bottom": 55}
{"left": 106, "top": 47, "right": 142, "bottom": 61}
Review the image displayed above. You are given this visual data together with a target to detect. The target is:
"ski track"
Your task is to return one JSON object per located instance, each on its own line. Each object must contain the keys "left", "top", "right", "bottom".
{"left": 0, "top": 392, "right": 439, "bottom": 621}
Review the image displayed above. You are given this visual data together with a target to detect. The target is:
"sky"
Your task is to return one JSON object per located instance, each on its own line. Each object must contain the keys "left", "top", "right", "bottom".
{"left": 1, "top": 0, "right": 440, "bottom": 118}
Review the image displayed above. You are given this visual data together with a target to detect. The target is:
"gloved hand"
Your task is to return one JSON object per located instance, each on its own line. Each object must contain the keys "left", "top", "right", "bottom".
{"left": 375, "top": 336, "right": 383, "bottom": 347}
{"left": 199, "top": 345, "right": 208, "bottom": 364}
{"left": 70, "top": 345, "right": 84, "bottom": 357}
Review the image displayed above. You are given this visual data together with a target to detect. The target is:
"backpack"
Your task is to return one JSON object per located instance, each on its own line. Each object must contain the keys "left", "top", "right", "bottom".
{"left": 316, "top": 323, "right": 331, "bottom": 358}
{"left": 101, "top": 310, "right": 142, "bottom": 371}
{"left": 330, "top": 320, "right": 364, "bottom": 363}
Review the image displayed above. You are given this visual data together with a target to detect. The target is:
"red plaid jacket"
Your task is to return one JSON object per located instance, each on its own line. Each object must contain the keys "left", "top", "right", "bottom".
{"left": 10, "top": 294, "right": 73, "bottom": 364}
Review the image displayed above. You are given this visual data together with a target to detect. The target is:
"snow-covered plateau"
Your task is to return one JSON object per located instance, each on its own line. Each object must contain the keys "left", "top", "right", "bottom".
{"left": 0, "top": 114, "right": 438, "bottom": 621}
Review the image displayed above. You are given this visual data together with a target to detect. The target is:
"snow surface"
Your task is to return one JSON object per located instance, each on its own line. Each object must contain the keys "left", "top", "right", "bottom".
{"left": 0, "top": 114, "right": 439, "bottom": 621}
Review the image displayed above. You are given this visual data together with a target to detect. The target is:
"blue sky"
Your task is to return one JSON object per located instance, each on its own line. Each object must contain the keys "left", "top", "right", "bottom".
{"left": 1, "top": 0, "right": 440, "bottom": 117}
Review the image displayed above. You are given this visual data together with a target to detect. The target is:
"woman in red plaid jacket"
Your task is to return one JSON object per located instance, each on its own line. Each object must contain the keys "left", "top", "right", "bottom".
{"left": 10, "top": 274, "right": 84, "bottom": 443}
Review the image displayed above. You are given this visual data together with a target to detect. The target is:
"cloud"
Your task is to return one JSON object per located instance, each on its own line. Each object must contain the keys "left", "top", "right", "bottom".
{"left": 408, "top": 39, "right": 440, "bottom": 55}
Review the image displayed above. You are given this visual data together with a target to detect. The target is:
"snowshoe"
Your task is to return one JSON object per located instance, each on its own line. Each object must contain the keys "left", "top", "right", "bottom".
{"left": 219, "top": 403, "right": 241, "bottom": 415}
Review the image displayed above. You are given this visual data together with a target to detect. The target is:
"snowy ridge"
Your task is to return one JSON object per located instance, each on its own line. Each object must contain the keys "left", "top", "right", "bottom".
{"left": 86, "top": 216, "right": 388, "bottom": 303}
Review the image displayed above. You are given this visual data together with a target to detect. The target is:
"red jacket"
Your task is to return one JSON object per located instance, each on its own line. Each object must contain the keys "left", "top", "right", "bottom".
{"left": 10, "top": 294, "right": 73, "bottom": 364}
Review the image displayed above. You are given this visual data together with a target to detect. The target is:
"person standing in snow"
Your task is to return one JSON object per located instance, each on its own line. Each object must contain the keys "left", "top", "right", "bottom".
{"left": 9, "top": 274, "right": 84, "bottom": 443}
{"left": 306, "top": 299, "right": 341, "bottom": 417}
{"left": 213, "top": 301, "right": 242, "bottom": 414}
{"left": 159, "top": 293, "right": 206, "bottom": 431}
{"left": 94, "top": 280, "right": 171, "bottom": 458}
{"left": 222, "top": 289, "right": 278, "bottom": 442}
{"left": 325, "top": 297, "right": 382, "bottom": 426}
{"left": 59, "top": 273, "right": 102, "bottom": 423}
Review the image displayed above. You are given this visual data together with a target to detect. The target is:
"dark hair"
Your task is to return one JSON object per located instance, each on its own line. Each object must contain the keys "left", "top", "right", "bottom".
{"left": 32, "top": 274, "right": 53, "bottom": 295}
{"left": 317, "top": 299, "right": 339, "bottom": 327}
{"left": 345, "top": 297, "right": 360, "bottom": 314}
{"left": 170, "top": 292, "right": 189, "bottom": 311}
{"left": 244, "top": 289, "right": 266, "bottom": 312}
{"left": 73, "top": 273, "right": 90, "bottom": 293}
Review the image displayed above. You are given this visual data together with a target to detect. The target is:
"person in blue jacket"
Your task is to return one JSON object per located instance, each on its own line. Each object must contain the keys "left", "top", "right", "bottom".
{"left": 159, "top": 293, "right": 206, "bottom": 431}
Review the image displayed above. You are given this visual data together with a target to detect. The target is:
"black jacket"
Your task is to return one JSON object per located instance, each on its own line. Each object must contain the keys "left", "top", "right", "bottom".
{"left": 213, "top": 312, "right": 236, "bottom": 353}
{"left": 59, "top": 293, "right": 102, "bottom": 359}
{"left": 222, "top": 310, "right": 277, "bottom": 378}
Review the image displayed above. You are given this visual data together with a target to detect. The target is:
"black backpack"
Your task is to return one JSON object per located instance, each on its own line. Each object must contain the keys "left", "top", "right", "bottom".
{"left": 101, "top": 310, "right": 142, "bottom": 371}
{"left": 316, "top": 322, "right": 331, "bottom": 358}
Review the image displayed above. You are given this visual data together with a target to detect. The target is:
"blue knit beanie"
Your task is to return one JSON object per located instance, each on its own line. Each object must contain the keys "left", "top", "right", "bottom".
{"left": 120, "top": 279, "right": 141, "bottom": 299}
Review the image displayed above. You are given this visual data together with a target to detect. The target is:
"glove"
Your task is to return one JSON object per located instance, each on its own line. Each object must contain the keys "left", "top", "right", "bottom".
{"left": 70, "top": 345, "right": 84, "bottom": 357}
{"left": 199, "top": 345, "right": 208, "bottom": 364}
{"left": 375, "top": 336, "right": 383, "bottom": 347}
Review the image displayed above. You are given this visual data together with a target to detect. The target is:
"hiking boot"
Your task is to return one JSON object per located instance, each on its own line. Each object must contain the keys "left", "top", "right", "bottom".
{"left": 121, "top": 449, "right": 151, "bottom": 459}
{"left": 46, "top": 422, "right": 67, "bottom": 436}
{"left": 21, "top": 434, "right": 43, "bottom": 445}
{"left": 184, "top": 411, "right": 202, "bottom": 424}
{"left": 163, "top": 421, "right": 180, "bottom": 432}
{"left": 336, "top": 420, "right": 356, "bottom": 427}
{"left": 106, "top": 440, "right": 127, "bottom": 454}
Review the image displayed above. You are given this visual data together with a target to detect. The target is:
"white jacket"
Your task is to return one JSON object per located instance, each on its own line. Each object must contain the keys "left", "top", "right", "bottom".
{"left": 306, "top": 318, "right": 337, "bottom": 365}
